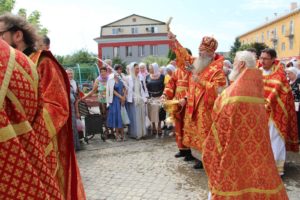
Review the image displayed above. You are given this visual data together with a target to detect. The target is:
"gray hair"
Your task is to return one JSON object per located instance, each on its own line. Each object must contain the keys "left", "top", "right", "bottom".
{"left": 235, "top": 51, "right": 256, "bottom": 68}
{"left": 65, "top": 68, "right": 74, "bottom": 72}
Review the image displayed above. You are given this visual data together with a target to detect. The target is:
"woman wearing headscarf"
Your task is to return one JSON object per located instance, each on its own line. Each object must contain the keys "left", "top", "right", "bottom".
{"left": 146, "top": 63, "right": 165, "bottom": 137}
{"left": 139, "top": 62, "right": 149, "bottom": 78}
{"left": 126, "top": 62, "right": 149, "bottom": 139}
{"left": 106, "top": 66, "right": 126, "bottom": 141}
{"left": 286, "top": 66, "right": 300, "bottom": 142}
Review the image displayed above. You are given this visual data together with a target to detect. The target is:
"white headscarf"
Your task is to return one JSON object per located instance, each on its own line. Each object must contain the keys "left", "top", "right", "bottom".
{"left": 286, "top": 66, "right": 299, "bottom": 76}
{"left": 166, "top": 64, "right": 176, "bottom": 72}
{"left": 129, "top": 62, "right": 138, "bottom": 78}
{"left": 150, "top": 62, "right": 161, "bottom": 79}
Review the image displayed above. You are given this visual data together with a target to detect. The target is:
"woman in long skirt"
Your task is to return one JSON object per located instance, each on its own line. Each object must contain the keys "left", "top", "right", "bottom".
{"left": 126, "top": 62, "right": 149, "bottom": 139}
{"left": 107, "top": 75, "right": 126, "bottom": 141}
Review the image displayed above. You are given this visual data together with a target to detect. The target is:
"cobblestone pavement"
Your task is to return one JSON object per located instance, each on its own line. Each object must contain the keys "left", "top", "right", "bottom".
{"left": 76, "top": 134, "right": 300, "bottom": 200}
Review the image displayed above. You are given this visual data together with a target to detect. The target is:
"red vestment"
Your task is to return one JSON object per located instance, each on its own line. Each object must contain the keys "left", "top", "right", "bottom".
{"left": 183, "top": 55, "right": 226, "bottom": 152}
{"left": 164, "top": 68, "right": 190, "bottom": 150}
{"left": 29, "top": 50, "right": 86, "bottom": 199}
{"left": 0, "top": 39, "right": 86, "bottom": 199}
{"left": 259, "top": 61, "right": 299, "bottom": 152}
{"left": 202, "top": 68, "right": 288, "bottom": 199}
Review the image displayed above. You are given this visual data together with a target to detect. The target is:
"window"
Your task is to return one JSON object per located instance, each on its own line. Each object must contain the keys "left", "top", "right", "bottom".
{"left": 150, "top": 45, "right": 158, "bottom": 55}
{"left": 261, "top": 32, "right": 264, "bottom": 43}
{"left": 281, "top": 42, "right": 285, "bottom": 51}
{"left": 125, "top": 46, "right": 132, "bottom": 57}
{"left": 131, "top": 27, "right": 138, "bottom": 34}
{"left": 138, "top": 46, "right": 145, "bottom": 57}
{"left": 273, "top": 28, "right": 277, "bottom": 38}
{"left": 289, "top": 38, "right": 294, "bottom": 50}
{"left": 256, "top": 34, "right": 259, "bottom": 42}
{"left": 112, "top": 28, "right": 119, "bottom": 35}
{"left": 267, "top": 30, "right": 270, "bottom": 39}
{"left": 290, "top": 20, "right": 294, "bottom": 35}
{"left": 113, "top": 47, "right": 119, "bottom": 57}
{"left": 281, "top": 24, "right": 285, "bottom": 35}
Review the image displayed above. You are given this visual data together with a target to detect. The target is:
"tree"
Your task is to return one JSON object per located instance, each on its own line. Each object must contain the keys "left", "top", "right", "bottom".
{"left": 112, "top": 57, "right": 127, "bottom": 74}
{"left": 167, "top": 49, "right": 176, "bottom": 62}
{"left": 142, "top": 55, "right": 169, "bottom": 67}
{"left": 239, "top": 42, "right": 268, "bottom": 58}
{"left": 27, "top": 10, "right": 48, "bottom": 35}
{"left": 0, "top": 0, "right": 15, "bottom": 14}
{"left": 0, "top": 1, "right": 48, "bottom": 35}
{"left": 59, "top": 49, "right": 97, "bottom": 66}
{"left": 229, "top": 38, "right": 241, "bottom": 62}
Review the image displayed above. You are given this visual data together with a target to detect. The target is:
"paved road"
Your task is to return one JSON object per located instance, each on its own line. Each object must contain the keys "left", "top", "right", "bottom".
{"left": 76, "top": 135, "right": 300, "bottom": 200}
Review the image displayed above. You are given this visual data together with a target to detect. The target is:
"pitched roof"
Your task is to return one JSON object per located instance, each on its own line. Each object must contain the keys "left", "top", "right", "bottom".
{"left": 102, "top": 14, "right": 166, "bottom": 27}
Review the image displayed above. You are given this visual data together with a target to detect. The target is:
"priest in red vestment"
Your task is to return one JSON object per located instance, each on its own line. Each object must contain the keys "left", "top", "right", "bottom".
{"left": 258, "top": 48, "right": 299, "bottom": 175}
{"left": 162, "top": 51, "right": 194, "bottom": 161}
{"left": 0, "top": 13, "right": 85, "bottom": 199}
{"left": 203, "top": 51, "right": 288, "bottom": 199}
{"left": 168, "top": 31, "right": 226, "bottom": 168}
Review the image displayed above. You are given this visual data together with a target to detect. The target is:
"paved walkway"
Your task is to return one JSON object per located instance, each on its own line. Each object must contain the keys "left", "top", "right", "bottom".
{"left": 76, "top": 135, "right": 300, "bottom": 200}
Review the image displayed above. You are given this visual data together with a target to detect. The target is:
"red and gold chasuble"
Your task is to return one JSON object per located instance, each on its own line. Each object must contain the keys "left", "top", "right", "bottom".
{"left": 0, "top": 40, "right": 77, "bottom": 199}
{"left": 259, "top": 61, "right": 299, "bottom": 152}
{"left": 164, "top": 40, "right": 192, "bottom": 150}
{"left": 182, "top": 55, "right": 226, "bottom": 152}
{"left": 29, "top": 50, "right": 86, "bottom": 199}
{"left": 202, "top": 68, "right": 288, "bottom": 199}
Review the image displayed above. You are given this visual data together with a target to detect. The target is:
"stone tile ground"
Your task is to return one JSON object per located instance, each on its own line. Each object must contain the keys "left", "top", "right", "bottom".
{"left": 76, "top": 135, "right": 300, "bottom": 200}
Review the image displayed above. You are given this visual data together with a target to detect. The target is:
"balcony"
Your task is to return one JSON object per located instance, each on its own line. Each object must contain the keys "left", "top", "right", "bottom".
{"left": 270, "top": 36, "right": 278, "bottom": 43}
{"left": 284, "top": 30, "right": 294, "bottom": 38}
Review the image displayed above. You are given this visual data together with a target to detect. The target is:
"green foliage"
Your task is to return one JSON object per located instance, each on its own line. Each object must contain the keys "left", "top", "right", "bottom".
{"left": 112, "top": 57, "right": 127, "bottom": 74}
{"left": 0, "top": 1, "right": 48, "bottom": 35}
{"left": 17, "top": 8, "right": 26, "bottom": 18}
{"left": 60, "top": 49, "right": 97, "bottom": 65}
{"left": 0, "top": 0, "right": 15, "bottom": 14}
{"left": 239, "top": 42, "right": 268, "bottom": 58}
{"left": 167, "top": 49, "right": 176, "bottom": 62}
{"left": 142, "top": 55, "right": 169, "bottom": 67}
{"left": 229, "top": 38, "right": 241, "bottom": 62}
{"left": 27, "top": 10, "right": 48, "bottom": 35}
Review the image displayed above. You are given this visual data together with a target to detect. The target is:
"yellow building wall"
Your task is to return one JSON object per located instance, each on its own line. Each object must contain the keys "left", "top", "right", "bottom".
{"left": 239, "top": 11, "right": 300, "bottom": 60}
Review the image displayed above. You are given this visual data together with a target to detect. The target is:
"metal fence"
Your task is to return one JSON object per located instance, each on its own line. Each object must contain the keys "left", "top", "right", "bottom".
{"left": 63, "top": 63, "right": 99, "bottom": 92}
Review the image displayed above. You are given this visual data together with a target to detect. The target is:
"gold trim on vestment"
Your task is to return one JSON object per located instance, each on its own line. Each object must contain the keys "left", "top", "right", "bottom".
{"left": 264, "top": 86, "right": 288, "bottom": 117}
{"left": 6, "top": 89, "right": 26, "bottom": 115}
{"left": 43, "top": 108, "right": 57, "bottom": 138}
{"left": 0, "top": 121, "right": 32, "bottom": 142}
{"left": 263, "top": 79, "right": 290, "bottom": 93}
{"left": 211, "top": 123, "right": 222, "bottom": 154}
{"left": 176, "top": 86, "right": 188, "bottom": 93}
{"left": 212, "top": 183, "right": 284, "bottom": 196}
{"left": 221, "top": 96, "right": 265, "bottom": 107}
{"left": 0, "top": 46, "right": 15, "bottom": 108}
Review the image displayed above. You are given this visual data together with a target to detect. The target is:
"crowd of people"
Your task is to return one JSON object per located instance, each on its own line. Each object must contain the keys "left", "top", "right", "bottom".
{"left": 1, "top": 11, "right": 300, "bottom": 200}
{"left": 77, "top": 58, "right": 177, "bottom": 142}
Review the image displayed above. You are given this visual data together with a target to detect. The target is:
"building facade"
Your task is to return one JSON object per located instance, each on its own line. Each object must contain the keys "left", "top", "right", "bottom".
{"left": 238, "top": 3, "right": 300, "bottom": 62}
{"left": 94, "top": 14, "right": 171, "bottom": 65}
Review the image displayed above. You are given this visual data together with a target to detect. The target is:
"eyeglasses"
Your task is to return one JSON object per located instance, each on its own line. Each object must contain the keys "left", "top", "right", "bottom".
{"left": 259, "top": 57, "right": 272, "bottom": 60}
{"left": 0, "top": 30, "right": 9, "bottom": 38}
{"left": 0, "top": 26, "right": 19, "bottom": 38}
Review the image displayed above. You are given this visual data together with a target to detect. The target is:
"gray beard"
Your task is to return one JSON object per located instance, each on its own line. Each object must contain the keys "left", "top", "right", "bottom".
{"left": 228, "top": 68, "right": 240, "bottom": 81}
{"left": 193, "top": 56, "right": 212, "bottom": 74}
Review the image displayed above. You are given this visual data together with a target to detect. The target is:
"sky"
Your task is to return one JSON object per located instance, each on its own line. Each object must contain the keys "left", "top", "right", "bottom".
{"left": 14, "top": 0, "right": 299, "bottom": 56}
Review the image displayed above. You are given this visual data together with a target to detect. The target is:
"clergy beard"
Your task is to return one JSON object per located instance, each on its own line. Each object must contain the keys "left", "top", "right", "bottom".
{"left": 228, "top": 68, "right": 240, "bottom": 81}
{"left": 193, "top": 56, "right": 213, "bottom": 74}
